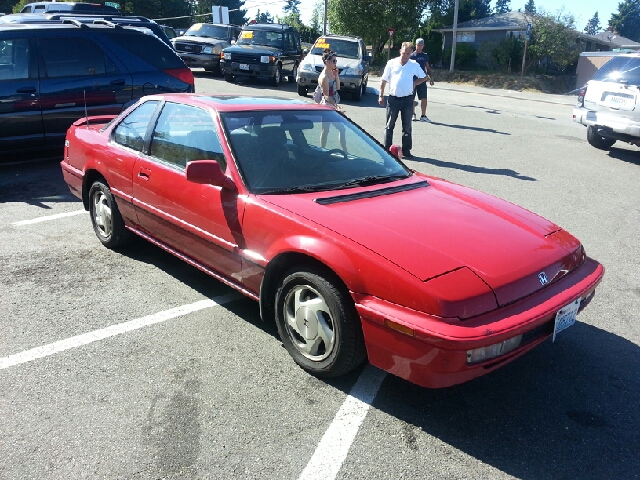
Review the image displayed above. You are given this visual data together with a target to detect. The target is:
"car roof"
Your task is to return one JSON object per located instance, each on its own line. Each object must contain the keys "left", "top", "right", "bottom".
{"left": 242, "top": 23, "right": 293, "bottom": 32}
{"left": 321, "top": 34, "right": 362, "bottom": 42}
{"left": 144, "top": 94, "right": 328, "bottom": 112}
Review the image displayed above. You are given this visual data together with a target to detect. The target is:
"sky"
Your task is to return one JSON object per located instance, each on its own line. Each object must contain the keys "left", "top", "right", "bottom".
{"left": 241, "top": 0, "right": 620, "bottom": 33}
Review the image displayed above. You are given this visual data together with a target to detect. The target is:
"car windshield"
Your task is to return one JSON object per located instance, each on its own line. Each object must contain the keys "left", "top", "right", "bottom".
{"left": 221, "top": 110, "right": 411, "bottom": 194}
{"left": 591, "top": 56, "right": 640, "bottom": 85}
{"left": 236, "top": 29, "right": 282, "bottom": 48}
{"left": 311, "top": 38, "right": 360, "bottom": 59}
{"left": 185, "top": 24, "right": 228, "bottom": 40}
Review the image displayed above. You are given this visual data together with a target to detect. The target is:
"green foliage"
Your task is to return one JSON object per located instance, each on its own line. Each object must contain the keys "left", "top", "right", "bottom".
{"left": 584, "top": 12, "right": 601, "bottom": 35}
{"left": 528, "top": 10, "right": 580, "bottom": 72}
{"left": 495, "top": 0, "right": 511, "bottom": 14}
{"left": 283, "top": 0, "right": 300, "bottom": 15}
{"left": 609, "top": 0, "right": 640, "bottom": 42}
{"left": 254, "top": 9, "right": 274, "bottom": 24}
{"left": 328, "top": 0, "right": 428, "bottom": 62}
{"left": 492, "top": 36, "right": 524, "bottom": 71}
{"left": 442, "top": 43, "right": 477, "bottom": 69}
{"left": 427, "top": 0, "right": 493, "bottom": 29}
{"left": 524, "top": 0, "right": 536, "bottom": 14}
{"left": 11, "top": 0, "right": 29, "bottom": 13}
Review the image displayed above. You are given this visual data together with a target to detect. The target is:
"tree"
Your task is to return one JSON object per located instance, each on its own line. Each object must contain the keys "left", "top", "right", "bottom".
{"left": 524, "top": 0, "right": 536, "bottom": 14}
{"left": 283, "top": 0, "right": 301, "bottom": 15}
{"left": 584, "top": 12, "right": 601, "bottom": 35}
{"left": 310, "top": 1, "right": 322, "bottom": 33}
{"left": 495, "top": 0, "right": 511, "bottom": 14}
{"left": 609, "top": 0, "right": 640, "bottom": 42}
{"left": 254, "top": 9, "right": 274, "bottom": 24}
{"left": 327, "top": 0, "right": 429, "bottom": 61}
{"left": 528, "top": 10, "right": 580, "bottom": 73}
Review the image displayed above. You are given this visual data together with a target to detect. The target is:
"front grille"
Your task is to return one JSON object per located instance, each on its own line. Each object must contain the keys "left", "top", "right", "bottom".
{"left": 314, "top": 66, "right": 344, "bottom": 74}
{"left": 521, "top": 320, "right": 554, "bottom": 346}
{"left": 231, "top": 53, "right": 260, "bottom": 64}
{"left": 175, "top": 42, "right": 202, "bottom": 53}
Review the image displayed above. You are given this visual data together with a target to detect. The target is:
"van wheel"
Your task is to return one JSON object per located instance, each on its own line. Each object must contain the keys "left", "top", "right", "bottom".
{"left": 587, "top": 126, "right": 615, "bottom": 150}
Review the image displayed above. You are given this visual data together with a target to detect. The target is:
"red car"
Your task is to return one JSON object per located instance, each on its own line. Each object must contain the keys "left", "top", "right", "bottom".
{"left": 60, "top": 94, "right": 604, "bottom": 388}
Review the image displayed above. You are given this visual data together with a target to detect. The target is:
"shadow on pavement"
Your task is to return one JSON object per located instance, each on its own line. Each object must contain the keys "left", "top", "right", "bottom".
{"left": 407, "top": 156, "right": 536, "bottom": 181}
{"left": 607, "top": 146, "right": 640, "bottom": 166}
{"left": 428, "top": 121, "right": 511, "bottom": 135}
{"left": 0, "top": 159, "right": 77, "bottom": 207}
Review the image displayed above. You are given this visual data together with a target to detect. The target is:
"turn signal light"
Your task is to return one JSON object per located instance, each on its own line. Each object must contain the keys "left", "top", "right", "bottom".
{"left": 384, "top": 319, "right": 414, "bottom": 337}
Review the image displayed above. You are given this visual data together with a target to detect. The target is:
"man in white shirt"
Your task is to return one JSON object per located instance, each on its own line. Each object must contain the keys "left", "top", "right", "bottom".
{"left": 378, "top": 42, "right": 428, "bottom": 159}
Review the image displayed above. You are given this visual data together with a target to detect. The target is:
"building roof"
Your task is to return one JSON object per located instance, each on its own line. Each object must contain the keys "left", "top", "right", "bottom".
{"left": 581, "top": 31, "right": 640, "bottom": 48}
{"left": 437, "top": 11, "right": 531, "bottom": 32}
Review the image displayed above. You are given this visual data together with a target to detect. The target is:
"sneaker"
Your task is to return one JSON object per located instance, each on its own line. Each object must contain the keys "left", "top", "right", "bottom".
{"left": 412, "top": 114, "right": 417, "bottom": 122}
{"left": 420, "top": 115, "right": 431, "bottom": 123}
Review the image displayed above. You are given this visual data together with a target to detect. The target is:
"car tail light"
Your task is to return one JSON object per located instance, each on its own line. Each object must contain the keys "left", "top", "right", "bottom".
{"left": 164, "top": 67, "right": 195, "bottom": 86}
{"left": 577, "top": 85, "right": 587, "bottom": 106}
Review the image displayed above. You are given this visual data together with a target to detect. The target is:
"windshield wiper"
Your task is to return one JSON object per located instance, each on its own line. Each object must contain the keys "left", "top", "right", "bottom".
{"left": 332, "top": 174, "right": 408, "bottom": 189}
{"left": 261, "top": 185, "right": 327, "bottom": 194}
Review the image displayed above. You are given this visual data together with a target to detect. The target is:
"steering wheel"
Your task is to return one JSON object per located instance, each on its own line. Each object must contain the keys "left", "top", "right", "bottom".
{"left": 326, "top": 148, "right": 348, "bottom": 161}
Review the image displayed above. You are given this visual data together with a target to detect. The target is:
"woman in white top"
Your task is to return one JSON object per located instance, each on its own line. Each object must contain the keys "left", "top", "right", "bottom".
{"left": 318, "top": 49, "right": 347, "bottom": 153}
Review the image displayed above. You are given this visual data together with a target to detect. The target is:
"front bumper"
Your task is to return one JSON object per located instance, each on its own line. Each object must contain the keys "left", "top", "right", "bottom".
{"left": 178, "top": 53, "right": 220, "bottom": 70}
{"left": 226, "top": 61, "right": 276, "bottom": 78}
{"left": 354, "top": 257, "right": 604, "bottom": 388}
{"left": 573, "top": 106, "right": 640, "bottom": 137}
{"left": 297, "top": 70, "right": 364, "bottom": 92}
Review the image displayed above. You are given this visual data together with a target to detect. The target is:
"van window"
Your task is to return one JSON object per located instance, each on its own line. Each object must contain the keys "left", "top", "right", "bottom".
{"left": 40, "top": 37, "right": 117, "bottom": 77}
{"left": 108, "top": 32, "right": 185, "bottom": 69}
{"left": 0, "top": 38, "right": 31, "bottom": 81}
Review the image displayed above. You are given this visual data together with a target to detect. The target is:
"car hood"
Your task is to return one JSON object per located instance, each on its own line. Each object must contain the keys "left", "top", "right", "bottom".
{"left": 174, "top": 35, "right": 227, "bottom": 46}
{"left": 261, "top": 176, "right": 582, "bottom": 306}
{"left": 224, "top": 44, "right": 280, "bottom": 55}
{"left": 302, "top": 54, "right": 361, "bottom": 71}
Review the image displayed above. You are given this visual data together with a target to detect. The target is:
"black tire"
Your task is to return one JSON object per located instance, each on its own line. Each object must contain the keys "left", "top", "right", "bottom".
{"left": 212, "top": 63, "right": 223, "bottom": 77}
{"left": 352, "top": 83, "right": 362, "bottom": 102}
{"left": 88, "top": 180, "right": 131, "bottom": 249}
{"left": 224, "top": 73, "right": 234, "bottom": 83}
{"left": 270, "top": 65, "right": 282, "bottom": 87}
{"left": 275, "top": 267, "right": 366, "bottom": 378}
{"left": 288, "top": 63, "right": 298, "bottom": 83}
{"left": 587, "top": 126, "right": 616, "bottom": 150}
{"left": 297, "top": 84, "right": 308, "bottom": 97}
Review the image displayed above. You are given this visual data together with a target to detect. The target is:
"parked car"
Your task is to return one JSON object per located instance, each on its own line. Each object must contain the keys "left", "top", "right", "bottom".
{"left": 297, "top": 34, "right": 371, "bottom": 101}
{"left": 60, "top": 93, "right": 604, "bottom": 388}
{"left": 172, "top": 23, "right": 241, "bottom": 76}
{"left": 222, "top": 23, "right": 302, "bottom": 86}
{"left": 20, "top": 1, "right": 119, "bottom": 14}
{"left": 573, "top": 53, "right": 640, "bottom": 150}
{"left": 0, "top": 22, "right": 194, "bottom": 163}
{"left": 160, "top": 24, "right": 176, "bottom": 40}
{"left": 0, "top": 13, "right": 174, "bottom": 48}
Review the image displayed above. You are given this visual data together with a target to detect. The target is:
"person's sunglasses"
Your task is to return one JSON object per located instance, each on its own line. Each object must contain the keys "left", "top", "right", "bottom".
{"left": 329, "top": 58, "right": 337, "bottom": 63}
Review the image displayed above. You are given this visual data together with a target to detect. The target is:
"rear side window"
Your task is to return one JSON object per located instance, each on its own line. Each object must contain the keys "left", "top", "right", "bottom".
{"left": 109, "top": 33, "right": 184, "bottom": 69}
{"left": 41, "top": 37, "right": 118, "bottom": 78}
{"left": 592, "top": 57, "right": 640, "bottom": 85}
{"left": 114, "top": 100, "right": 159, "bottom": 151}
{"left": 0, "top": 38, "right": 31, "bottom": 81}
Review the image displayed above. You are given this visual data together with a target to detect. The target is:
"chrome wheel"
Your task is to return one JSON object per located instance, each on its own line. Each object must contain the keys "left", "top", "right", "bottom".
{"left": 283, "top": 284, "right": 335, "bottom": 361}
{"left": 92, "top": 188, "right": 113, "bottom": 239}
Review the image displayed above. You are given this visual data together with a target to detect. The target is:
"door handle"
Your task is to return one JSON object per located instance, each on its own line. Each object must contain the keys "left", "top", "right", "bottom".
{"left": 138, "top": 167, "right": 152, "bottom": 180}
{"left": 110, "top": 79, "right": 126, "bottom": 86}
{"left": 17, "top": 86, "right": 36, "bottom": 93}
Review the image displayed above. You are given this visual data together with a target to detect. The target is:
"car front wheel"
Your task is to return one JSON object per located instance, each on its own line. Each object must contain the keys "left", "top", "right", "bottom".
{"left": 275, "top": 267, "right": 366, "bottom": 377}
{"left": 88, "top": 180, "right": 131, "bottom": 249}
{"left": 297, "top": 84, "right": 308, "bottom": 97}
{"left": 288, "top": 63, "right": 298, "bottom": 83}
{"left": 270, "top": 65, "right": 282, "bottom": 87}
{"left": 587, "top": 126, "right": 616, "bottom": 150}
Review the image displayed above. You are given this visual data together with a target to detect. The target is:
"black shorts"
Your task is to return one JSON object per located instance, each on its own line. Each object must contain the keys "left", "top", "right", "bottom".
{"left": 414, "top": 82, "right": 427, "bottom": 100}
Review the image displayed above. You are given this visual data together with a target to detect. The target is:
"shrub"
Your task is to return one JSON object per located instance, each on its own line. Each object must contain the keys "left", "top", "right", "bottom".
{"left": 442, "top": 43, "right": 477, "bottom": 69}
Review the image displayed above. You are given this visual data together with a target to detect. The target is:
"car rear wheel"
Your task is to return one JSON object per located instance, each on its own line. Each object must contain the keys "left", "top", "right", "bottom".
{"left": 297, "top": 84, "right": 308, "bottom": 97}
{"left": 88, "top": 180, "right": 131, "bottom": 249}
{"left": 587, "top": 126, "right": 616, "bottom": 150}
{"left": 270, "top": 65, "right": 282, "bottom": 87}
{"left": 275, "top": 267, "right": 366, "bottom": 377}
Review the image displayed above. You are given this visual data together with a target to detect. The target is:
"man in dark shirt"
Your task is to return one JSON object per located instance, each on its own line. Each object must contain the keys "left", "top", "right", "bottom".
{"left": 411, "top": 38, "right": 435, "bottom": 122}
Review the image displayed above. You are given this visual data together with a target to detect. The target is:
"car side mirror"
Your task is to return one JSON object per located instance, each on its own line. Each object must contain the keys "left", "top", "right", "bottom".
{"left": 186, "top": 160, "right": 236, "bottom": 190}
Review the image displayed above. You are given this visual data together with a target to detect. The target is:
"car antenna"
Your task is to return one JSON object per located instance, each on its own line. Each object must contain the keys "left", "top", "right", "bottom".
{"left": 83, "top": 90, "right": 89, "bottom": 127}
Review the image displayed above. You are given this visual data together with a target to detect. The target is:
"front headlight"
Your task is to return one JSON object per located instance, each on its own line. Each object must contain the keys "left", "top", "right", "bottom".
{"left": 224, "top": 52, "right": 231, "bottom": 60}
{"left": 260, "top": 55, "right": 270, "bottom": 64}
{"left": 342, "top": 66, "right": 363, "bottom": 76}
{"left": 202, "top": 46, "right": 213, "bottom": 54}
{"left": 301, "top": 63, "right": 313, "bottom": 72}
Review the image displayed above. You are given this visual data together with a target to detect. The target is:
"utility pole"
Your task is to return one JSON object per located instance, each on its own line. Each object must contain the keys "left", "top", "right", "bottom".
{"left": 323, "top": 0, "right": 327, "bottom": 35}
{"left": 449, "top": 0, "right": 459, "bottom": 72}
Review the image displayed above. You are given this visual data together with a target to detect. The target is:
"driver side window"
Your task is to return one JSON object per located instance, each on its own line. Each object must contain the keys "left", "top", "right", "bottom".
{"left": 113, "top": 100, "right": 159, "bottom": 152}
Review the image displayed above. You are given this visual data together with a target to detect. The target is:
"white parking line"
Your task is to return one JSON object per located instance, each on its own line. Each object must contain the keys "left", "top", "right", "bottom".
{"left": 12, "top": 209, "right": 86, "bottom": 226}
{"left": 0, "top": 292, "right": 242, "bottom": 370}
{"left": 298, "top": 365, "right": 387, "bottom": 480}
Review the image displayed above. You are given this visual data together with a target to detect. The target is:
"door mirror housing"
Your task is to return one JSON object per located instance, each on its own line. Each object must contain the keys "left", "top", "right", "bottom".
{"left": 186, "top": 160, "right": 236, "bottom": 190}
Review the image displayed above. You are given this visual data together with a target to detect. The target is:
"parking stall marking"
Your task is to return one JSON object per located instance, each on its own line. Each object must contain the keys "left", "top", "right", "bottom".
{"left": 12, "top": 209, "right": 86, "bottom": 226}
{"left": 298, "top": 365, "right": 387, "bottom": 480}
{"left": 0, "top": 292, "right": 242, "bottom": 370}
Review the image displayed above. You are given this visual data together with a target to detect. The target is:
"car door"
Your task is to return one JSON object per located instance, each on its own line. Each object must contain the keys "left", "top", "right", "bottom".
{"left": 132, "top": 101, "right": 243, "bottom": 277}
{"left": 0, "top": 35, "right": 44, "bottom": 158}
{"left": 37, "top": 33, "right": 133, "bottom": 148}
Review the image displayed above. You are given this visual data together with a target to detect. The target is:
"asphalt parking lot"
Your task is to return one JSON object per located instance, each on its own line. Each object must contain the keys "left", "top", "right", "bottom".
{"left": 1, "top": 72, "right": 639, "bottom": 480}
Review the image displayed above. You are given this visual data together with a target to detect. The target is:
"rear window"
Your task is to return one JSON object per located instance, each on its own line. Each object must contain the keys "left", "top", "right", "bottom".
{"left": 592, "top": 56, "right": 640, "bottom": 85}
{"left": 108, "top": 32, "right": 185, "bottom": 69}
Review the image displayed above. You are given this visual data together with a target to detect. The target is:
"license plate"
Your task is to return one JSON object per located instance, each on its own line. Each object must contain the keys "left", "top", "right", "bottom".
{"left": 239, "top": 63, "right": 249, "bottom": 71}
{"left": 553, "top": 298, "right": 580, "bottom": 342}
{"left": 603, "top": 92, "right": 634, "bottom": 108}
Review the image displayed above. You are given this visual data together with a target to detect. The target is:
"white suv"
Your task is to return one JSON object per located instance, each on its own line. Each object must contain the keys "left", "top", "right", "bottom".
{"left": 573, "top": 53, "right": 640, "bottom": 150}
